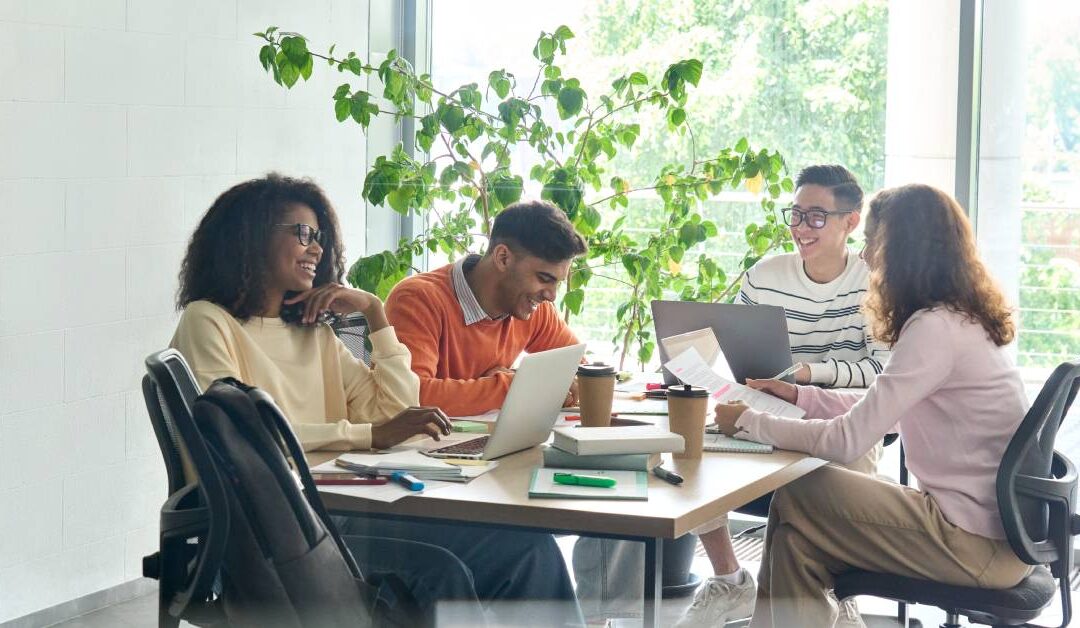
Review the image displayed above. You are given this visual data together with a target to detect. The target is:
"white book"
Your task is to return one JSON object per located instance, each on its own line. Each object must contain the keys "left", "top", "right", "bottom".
{"left": 336, "top": 449, "right": 461, "bottom": 475}
{"left": 552, "top": 425, "right": 685, "bottom": 456}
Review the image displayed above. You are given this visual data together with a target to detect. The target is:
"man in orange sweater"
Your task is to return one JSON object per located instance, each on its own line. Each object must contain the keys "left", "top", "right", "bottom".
{"left": 385, "top": 200, "right": 586, "bottom": 416}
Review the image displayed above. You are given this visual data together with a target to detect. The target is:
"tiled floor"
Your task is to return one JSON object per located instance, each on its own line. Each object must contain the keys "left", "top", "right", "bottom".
{"left": 48, "top": 532, "right": 1074, "bottom": 627}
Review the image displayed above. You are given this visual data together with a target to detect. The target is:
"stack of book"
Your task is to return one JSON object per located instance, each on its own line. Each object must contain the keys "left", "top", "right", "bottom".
{"left": 540, "top": 445, "right": 662, "bottom": 472}
{"left": 529, "top": 426, "right": 684, "bottom": 500}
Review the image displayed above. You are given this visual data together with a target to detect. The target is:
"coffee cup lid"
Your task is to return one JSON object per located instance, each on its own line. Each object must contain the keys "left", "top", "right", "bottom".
{"left": 667, "top": 384, "right": 709, "bottom": 398}
{"left": 577, "top": 362, "right": 615, "bottom": 377}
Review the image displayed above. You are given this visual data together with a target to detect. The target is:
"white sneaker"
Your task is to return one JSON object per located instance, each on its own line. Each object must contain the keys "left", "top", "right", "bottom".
{"left": 832, "top": 592, "right": 867, "bottom": 628}
{"left": 674, "top": 568, "right": 756, "bottom": 627}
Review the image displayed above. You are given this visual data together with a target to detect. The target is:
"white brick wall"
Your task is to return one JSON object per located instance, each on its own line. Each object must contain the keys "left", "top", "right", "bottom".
{"left": 0, "top": 0, "right": 394, "bottom": 621}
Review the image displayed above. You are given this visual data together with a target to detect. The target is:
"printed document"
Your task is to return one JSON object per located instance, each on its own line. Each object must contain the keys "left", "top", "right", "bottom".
{"left": 663, "top": 348, "right": 805, "bottom": 419}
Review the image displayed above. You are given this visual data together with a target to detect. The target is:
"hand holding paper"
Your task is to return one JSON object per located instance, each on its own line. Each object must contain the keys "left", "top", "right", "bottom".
{"left": 663, "top": 348, "right": 805, "bottom": 419}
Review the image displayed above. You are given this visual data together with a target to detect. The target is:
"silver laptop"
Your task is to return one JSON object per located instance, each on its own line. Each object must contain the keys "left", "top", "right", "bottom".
{"left": 425, "top": 343, "right": 587, "bottom": 460}
{"left": 651, "top": 300, "right": 794, "bottom": 385}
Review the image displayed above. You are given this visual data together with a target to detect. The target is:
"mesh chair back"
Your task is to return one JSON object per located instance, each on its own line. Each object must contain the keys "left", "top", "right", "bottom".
{"left": 331, "top": 313, "right": 371, "bottom": 366}
{"left": 143, "top": 349, "right": 229, "bottom": 622}
{"left": 142, "top": 349, "right": 202, "bottom": 493}
{"left": 998, "top": 360, "right": 1080, "bottom": 573}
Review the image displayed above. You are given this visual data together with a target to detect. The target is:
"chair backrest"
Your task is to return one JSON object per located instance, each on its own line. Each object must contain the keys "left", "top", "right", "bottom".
{"left": 143, "top": 348, "right": 230, "bottom": 620}
{"left": 331, "top": 313, "right": 371, "bottom": 366}
{"left": 143, "top": 348, "right": 202, "bottom": 493}
{"left": 998, "top": 359, "right": 1080, "bottom": 576}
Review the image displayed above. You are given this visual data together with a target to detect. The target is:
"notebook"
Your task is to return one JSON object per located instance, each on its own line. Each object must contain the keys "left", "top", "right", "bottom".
{"left": 540, "top": 445, "right": 662, "bottom": 472}
{"left": 703, "top": 432, "right": 774, "bottom": 454}
{"left": 527, "top": 468, "right": 648, "bottom": 500}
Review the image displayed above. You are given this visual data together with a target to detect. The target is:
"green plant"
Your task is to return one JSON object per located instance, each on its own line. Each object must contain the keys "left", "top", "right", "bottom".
{"left": 254, "top": 25, "right": 792, "bottom": 369}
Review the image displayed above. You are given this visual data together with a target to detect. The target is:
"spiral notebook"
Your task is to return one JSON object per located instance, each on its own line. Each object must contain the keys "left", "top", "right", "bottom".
{"left": 703, "top": 432, "right": 774, "bottom": 454}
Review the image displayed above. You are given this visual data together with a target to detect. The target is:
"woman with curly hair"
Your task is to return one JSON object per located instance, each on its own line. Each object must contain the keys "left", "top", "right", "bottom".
{"left": 173, "top": 173, "right": 453, "bottom": 451}
{"left": 713, "top": 184, "right": 1033, "bottom": 627}
{"left": 171, "top": 173, "right": 581, "bottom": 626}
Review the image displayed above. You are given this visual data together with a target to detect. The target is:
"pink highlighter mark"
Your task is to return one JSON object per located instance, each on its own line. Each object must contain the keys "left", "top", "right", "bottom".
{"left": 711, "top": 384, "right": 731, "bottom": 399}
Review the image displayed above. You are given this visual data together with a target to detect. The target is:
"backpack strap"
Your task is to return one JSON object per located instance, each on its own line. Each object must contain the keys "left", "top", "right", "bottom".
{"left": 203, "top": 379, "right": 322, "bottom": 548}
{"left": 242, "top": 384, "right": 366, "bottom": 581}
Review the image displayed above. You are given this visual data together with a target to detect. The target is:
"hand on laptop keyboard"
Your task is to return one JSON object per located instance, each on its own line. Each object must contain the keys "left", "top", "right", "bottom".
{"left": 371, "top": 406, "right": 453, "bottom": 449}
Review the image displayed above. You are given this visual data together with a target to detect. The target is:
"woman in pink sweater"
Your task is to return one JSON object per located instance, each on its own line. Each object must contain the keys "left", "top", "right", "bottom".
{"left": 714, "top": 184, "right": 1033, "bottom": 627}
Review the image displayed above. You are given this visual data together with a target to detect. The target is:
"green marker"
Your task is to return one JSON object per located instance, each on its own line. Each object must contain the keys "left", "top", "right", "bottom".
{"left": 553, "top": 472, "right": 617, "bottom": 488}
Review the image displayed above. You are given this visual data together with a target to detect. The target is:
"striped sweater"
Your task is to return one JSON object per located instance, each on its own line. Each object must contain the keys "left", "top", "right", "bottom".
{"left": 737, "top": 251, "right": 890, "bottom": 388}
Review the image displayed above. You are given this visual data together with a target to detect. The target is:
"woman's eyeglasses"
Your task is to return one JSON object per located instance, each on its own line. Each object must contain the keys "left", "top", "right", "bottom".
{"left": 274, "top": 223, "right": 326, "bottom": 247}
{"left": 781, "top": 207, "right": 854, "bottom": 229}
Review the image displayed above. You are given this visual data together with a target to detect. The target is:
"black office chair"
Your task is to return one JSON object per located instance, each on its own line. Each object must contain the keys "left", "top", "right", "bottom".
{"left": 141, "top": 349, "right": 228, "bottom": 627}
{"left": 835, "top": 360, "right": 1080, "bottom": 628}
{"left": 331, "top": 312, "right": 371, "bottom": 366}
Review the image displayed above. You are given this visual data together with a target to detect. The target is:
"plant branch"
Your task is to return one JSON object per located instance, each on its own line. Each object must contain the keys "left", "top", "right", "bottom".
{"left": 572, "top": 108, "right": 596, "bottom": 171}
{"left": 589, "top": 272, "right": 636, "bottom": 288}
{"left": 617, "top": 287, "right": 641, "bottom": 371}
{"left": 591, "top": 93, "right": 660, "bottom": 129}
{"left": 686, "top": 120, "right": 698, "bottom": 176}
{"left": 587, "top": 185, "right": 660, "bottom": 207}
{"left": 301, "top": 46, "right": 506, "bottom": 127}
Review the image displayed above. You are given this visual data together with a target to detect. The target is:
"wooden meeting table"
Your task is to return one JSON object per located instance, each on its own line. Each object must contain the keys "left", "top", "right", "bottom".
{"left": 308, "top": 414, "right": 825, "bottom": 628}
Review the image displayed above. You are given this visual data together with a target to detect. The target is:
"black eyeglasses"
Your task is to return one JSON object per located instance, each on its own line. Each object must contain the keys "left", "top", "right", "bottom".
{"left": 781, "top": 207, "right": 855, "bottom": 229}
{"left": 274, "top": 223, "right": 325, "bottom": 247}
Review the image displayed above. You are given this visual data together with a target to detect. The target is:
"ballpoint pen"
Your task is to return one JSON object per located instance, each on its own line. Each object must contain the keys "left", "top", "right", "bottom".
{"left": 768, "top": 363, "right": 803, "bottom": 381}
{"left": 652, "top": 465, "right": 684, "bottom": 486}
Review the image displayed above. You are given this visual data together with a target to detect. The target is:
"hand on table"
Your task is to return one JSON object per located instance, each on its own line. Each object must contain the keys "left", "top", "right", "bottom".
{"left": 713, "top": 401, "right": 749, "bottom": 437}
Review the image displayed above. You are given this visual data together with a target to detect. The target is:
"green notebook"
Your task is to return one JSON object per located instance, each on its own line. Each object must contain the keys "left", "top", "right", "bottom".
{"left": 528, "top": 468, "right": 648, "bottom": 500}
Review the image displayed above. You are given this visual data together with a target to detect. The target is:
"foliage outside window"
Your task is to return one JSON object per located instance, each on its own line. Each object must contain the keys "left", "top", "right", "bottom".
{"left": 254, "top": 24, "right": 795, "bottom": 368}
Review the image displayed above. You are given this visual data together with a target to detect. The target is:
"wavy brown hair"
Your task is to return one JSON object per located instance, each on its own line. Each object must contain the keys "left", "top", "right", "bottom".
{"left": 862, "top": 184, "right": 1014, "bottom": 347}
{"left": 177, "top": 173, "right": 345, "bottom": 323}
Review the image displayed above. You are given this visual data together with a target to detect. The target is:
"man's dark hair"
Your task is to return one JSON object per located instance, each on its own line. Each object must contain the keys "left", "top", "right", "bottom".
{"left": 488, "top": 200, "right": 587, "bottom": 262}
{"left": 795, "top": 164, "right": 864, "bottom": 211}
{"left": 177, "top": 173, "right": 345, "bottom": 323}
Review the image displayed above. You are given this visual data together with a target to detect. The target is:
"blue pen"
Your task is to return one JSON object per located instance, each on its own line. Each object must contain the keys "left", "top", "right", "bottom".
{"left": 390, "top": 471, "right": 424, "bottom": 491}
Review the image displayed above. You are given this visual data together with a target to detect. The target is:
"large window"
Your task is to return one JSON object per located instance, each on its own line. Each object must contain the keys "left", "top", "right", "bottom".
{"left": 976, "top": 0, "right": 1080, "bottom": 458}
{"left": 432, "top": 0, "right": 888, "bottom": 365}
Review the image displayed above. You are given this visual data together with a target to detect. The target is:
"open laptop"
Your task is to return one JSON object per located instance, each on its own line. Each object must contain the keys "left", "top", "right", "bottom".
{"left": 651, "top": 300, "right": 794, "bottom": 385}
{"left": 425, "top": 343, "right": 587, "bottom": 460}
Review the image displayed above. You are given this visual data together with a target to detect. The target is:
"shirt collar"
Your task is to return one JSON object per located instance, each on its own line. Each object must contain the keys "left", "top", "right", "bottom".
{"left": 451, "top": 254, "right": 506, "bottom": 325}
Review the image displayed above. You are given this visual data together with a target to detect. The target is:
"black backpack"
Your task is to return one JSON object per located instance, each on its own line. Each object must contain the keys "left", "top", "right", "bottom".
{"left": 192, "top": 377, "right": 422, "bottom": 628}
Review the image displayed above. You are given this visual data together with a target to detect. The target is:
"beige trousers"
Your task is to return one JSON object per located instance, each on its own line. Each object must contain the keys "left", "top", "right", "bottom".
{"left": 748, "top": 464, "right": 1032, "bottom": 628}
{"left": 692, "top": 441, "right": 883, "bottom": 536}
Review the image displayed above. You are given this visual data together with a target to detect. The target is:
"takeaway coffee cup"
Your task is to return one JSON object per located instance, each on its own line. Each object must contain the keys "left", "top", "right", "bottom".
{"left": 577, "top": 363, "right": 616, "bottom": 427}
{"left": 667, "top": 384, "right": 709, "bottom": 458}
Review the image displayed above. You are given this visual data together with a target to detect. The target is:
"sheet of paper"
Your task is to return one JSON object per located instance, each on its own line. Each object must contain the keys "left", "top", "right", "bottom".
{"left": 660, "top": 327, "right": 735, "bottom": 381}
{"left": 313, "top": 454, "right": 497, "bottom": 481}
{"left": 337, "top": 448, "right": 458, "bottom": 472}
{"left": 663, "top": 348, "right": 805, "bottom": 419}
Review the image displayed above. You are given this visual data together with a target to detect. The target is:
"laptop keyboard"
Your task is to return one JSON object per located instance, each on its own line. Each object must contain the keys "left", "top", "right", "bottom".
{"left": 430, "top": 436, "right": 489, "bottom": 456}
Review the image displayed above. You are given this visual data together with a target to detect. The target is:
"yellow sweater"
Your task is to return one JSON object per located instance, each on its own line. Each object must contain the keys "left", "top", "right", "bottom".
{"left": 170, "top": 300, "right": 419, "bottom": 451}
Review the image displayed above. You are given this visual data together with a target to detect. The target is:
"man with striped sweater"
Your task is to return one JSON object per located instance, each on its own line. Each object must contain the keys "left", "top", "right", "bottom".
{"left": 677, "top": 165, "right": 889, "bottom": 628}
{"left": 738, "top": 165, "right": 890, "bottom": 387}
